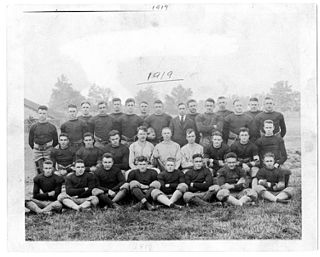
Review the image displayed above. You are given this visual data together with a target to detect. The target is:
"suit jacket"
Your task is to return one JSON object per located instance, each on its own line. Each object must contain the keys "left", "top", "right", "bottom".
{"left": 169, "top": 116, "right": 196, "bottom": 147}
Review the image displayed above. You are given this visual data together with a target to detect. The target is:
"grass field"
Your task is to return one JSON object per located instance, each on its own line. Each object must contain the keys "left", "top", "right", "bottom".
{"left": 24, "top": 112, "right": 301, "bottom": 241}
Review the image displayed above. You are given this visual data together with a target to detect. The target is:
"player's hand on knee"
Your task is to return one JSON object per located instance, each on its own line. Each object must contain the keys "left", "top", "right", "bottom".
{"left": 108, "top": 189, "right": 116, "bottom": 197}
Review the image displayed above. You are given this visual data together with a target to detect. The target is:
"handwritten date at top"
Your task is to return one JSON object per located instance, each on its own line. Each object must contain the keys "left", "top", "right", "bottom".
{"left": 152, "top": 5, "right": 168, "bottom": 11}
{"left": 147, "top": 71, "right": 173, "bottom": 80}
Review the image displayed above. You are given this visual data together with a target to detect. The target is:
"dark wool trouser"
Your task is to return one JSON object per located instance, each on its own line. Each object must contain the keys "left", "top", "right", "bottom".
{"left": 97, "top": 193, "right": 114, "bottom": 207}
{"left": 131, "top": 188, "right": 154, "bottom": 202}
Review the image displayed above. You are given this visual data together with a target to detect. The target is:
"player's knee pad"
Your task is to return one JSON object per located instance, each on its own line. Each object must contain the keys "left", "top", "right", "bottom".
{"left": 253, "top": 185, "right": 267, "bottom": 196}
{"left": 92, "top": 188, "right": 104, "bottom": 196}
{"left": 208, "top": 185, "right": 220, "bottom": 193}
{"left": 183, "top": 192, "right": 194, "bottom": 202}
{"left": 90, "top": 196, "right": 99, "bottom": 206}
{"left": 177, "top": 183, "right": 188, "bottom": 193}
{"left": 120, "top": 182, "right": 130, "bottom": 191}
{"left": 244, "top": 188, "right": 258, "bottom": 202}
{"left": 282, "top": 187, "right": 294, "bottom": 199}
{"left": 149, "top": 180, "right": 161, "bottom": 189}
{"left": 216, "top": 189, "right": 230, "bottom": 202}
{"left": 52, "top": 200, "right": 63, "bottom": 210}
{"left": 57, "top": 192, "right": 69, "bottom": 202}
{"left": 129, "top": 180, "right": 141, "bottom": 189}
{"left": 151, "top": 189, "right": 163, "bottom": 200}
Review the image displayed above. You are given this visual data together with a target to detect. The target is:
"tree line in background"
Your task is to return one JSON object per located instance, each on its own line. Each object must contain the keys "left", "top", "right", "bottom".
{"left": 47, "top": 74, "right": 300, "bottom": 120}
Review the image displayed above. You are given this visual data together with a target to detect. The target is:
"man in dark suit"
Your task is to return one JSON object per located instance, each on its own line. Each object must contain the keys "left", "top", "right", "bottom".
{"left": 169, "top": 103, "right": 197, "bottom": 147}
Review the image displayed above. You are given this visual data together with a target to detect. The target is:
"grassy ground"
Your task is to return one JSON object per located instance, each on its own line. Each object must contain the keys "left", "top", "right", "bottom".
{"left": 24, "top": 112, "right": 301, "bottom": 241}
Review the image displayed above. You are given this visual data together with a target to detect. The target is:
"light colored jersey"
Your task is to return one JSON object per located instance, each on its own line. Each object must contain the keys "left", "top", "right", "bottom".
{"left": 181, "top": 143, "right": 204, "bottom": 168}
{"left": 129, "top": 141, "right": 155, "bottom": 169}
{"left": 152, "top": 140, "right": 181, "bottom": 169}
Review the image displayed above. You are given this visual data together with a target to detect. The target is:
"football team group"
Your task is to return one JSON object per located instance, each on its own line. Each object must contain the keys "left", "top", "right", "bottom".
{"left": 25, "top": 96, "right": 294, "bottom": 215}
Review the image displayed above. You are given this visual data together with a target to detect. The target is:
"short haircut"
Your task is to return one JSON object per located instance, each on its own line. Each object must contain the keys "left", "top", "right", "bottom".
{"left": 137, "top": 126, "right": 148, "bottom": 133}
{"left": 125, "top": 98, "right": 135, "bottom": 105}
{"left": 225, "top": 152, "right": 237, "bottom": 159}
{"left": 205, "top": 98, "right": 215, "bottom": 104}
{"left": 186, "top": 128, "right": 195, "bottom": 136}
{"left": 264, "top": 96, "right": 273, "bottom": 101}
{"left": 75, "top": 159, "right": 84, "bottom": 165}
{"left": 239, "top": 127, "right": 249, "bottom": 134}
{"left": 264, "top": 120, "right": 274, "bottom": 125}
{"left": 212, "top": 131, "right": 223, "bottom": 137}
{"left": 59, "top": 133, "right": 69, "bottom": 139}
{"left": 83, "top": 132, "right": 94, "bottom": 139}
{"left": 233, "top": 99, "right": 240, "bottom": 105}
{"left": 43, "top": 160, "right": 53, "bottom": 166}
{"left": 263, "top": 152, "right": 275, "bottom": 160}
{"left": 192, "top": 153, "right": 203, "bottom": 159}
{"left": 249, "top": 97, "right": 259, "bottom": 102}
{"left": 38, "top": 105, "right": 48, "bottom": 111}
{"left": 217, "top": 96, "right": 226, "bottom": 100}
{"left": 102, "top": 153, "right": 114, "bottom": 160}
{"left": 108, "top": 130, "right": 120, "bottom": 138}
{"left": 136, "top": 156, "right": 148, "bottom": 163}
{"left": 166, "top": 157, "right": 176, "bottom": 164}
{"left": 186, "top": 99, "right": 196, "bottom": 106}
{"left": 154, "top": 99, "right": 163, "bottom": 105}
{"left": 162, "top": 127, "right": 171, "bottom": 133}
{"left": 81, "top": 101, "right": 91, "bottom": 106}
{"left": 112, "top": 98, "right": 121, "bottom": 103}
{"left": 140, "top": 101, "right": 148, "bottom": 105}
{"left": 98, "top": 101, "right": 107, "bottom": 106}
{"left": 177, "top": 102, "right": 185, "bottom": 107}
{"left": 68, "top": 104, "right": 77, "bottom": 109}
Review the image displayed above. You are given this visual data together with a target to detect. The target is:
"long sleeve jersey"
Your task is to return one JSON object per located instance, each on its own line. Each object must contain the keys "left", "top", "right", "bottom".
{"left": 180, "top": 143, "right": 204, "bottom": 169}
{"left": 50, "top": 146, "right": 75, "bottom": 170}
{"left": 195, "top": 112, "right": 223, "bottom": 137}
{"left": 102, "top": 143, "right": 129, "bottom": 170}
{"left": 32, "top": 174, "right": 64, "bottom": 201}
{"left": 215, "top": 109, "right": 233, "bottom": 119}
{"left": 217, "top": 166, "right": 246, "bottom": 187}
{"left": 76, "top": 146, "right": 103, "bottom": 171}
{"left": 223, "top": 113, "right": 254, "bottom": 141}
{"left": 144, "top": 113, "right": 172, "bottom": 141}
{"left": 60, "top": 119, "right": 88, "bottom": 143}
{"left": 152, "top": 141, "right": 181, "bottom": 169}
{"left": 88, "top": 114, "right": 116, "bottom": 141}
{"left": 185, "top": 167, "right": 213, "bottom": 192}
{"left": 255, "top": 135, "right": 287, "bottom": 165}
{"left": 158, "top": 169, "right": 185, "bottom": 194}
{"left": 119, "top": 114, "right": 144, "bottom": 139}
{"left": 28, "top": 122, "right": 58, "bottom": 149}
{"left": 65, "top": 172, "right": 97, "bottom": 198}
{"left": 129, "top": 141, "right": 154, "bottom": 169}
{"left": 254, "top": 111, "right": 286, "bottom": 137}
{"left": 110, "top": 112, "right": 125, "bottom": 135}
{"left": 127, "top": 169, "right": 158, "bottom": 185}
{"left": 204, "top": 143, "right": 230, "bottom": 171}
{"left": 78, "top": 115, "right": 93, "bottom": 125}
{"left": 93, "top": 166, "right": 125, "bottom": 192}
{"left": 230, "top": 141, "right": 259, "bottom": 165}
{"left": 256, "top": 167, "right": 286, "bottom": 190}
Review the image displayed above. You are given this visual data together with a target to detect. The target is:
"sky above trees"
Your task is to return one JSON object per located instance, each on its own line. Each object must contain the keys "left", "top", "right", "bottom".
{"left": 21, "top": 4, "right": 315, "bottom": 105}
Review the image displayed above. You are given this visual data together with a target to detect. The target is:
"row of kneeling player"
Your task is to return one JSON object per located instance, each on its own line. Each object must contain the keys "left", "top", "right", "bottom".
{"left": 25, "top": 151, "right": 294, "bottom": 214}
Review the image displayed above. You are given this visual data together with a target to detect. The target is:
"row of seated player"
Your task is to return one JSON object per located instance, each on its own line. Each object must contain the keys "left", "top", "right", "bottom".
{"left": 25, "top": 152, "right": 294, "bottom": 214}
{"left": 49, "top": 120, "right": 287, "bottom": 180}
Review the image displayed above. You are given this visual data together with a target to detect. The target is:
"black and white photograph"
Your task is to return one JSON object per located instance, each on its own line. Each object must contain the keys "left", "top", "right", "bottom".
{"left": 6, "top": 2, "right": 317, "bottom": 251}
